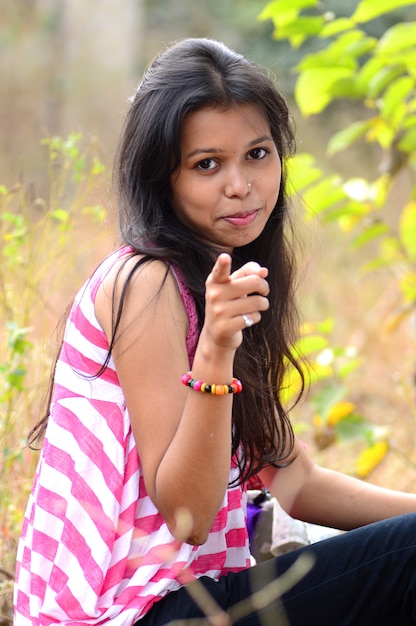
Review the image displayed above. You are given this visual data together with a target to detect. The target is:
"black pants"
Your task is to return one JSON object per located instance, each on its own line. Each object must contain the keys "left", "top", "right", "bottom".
{"left": 137, "top": 513, "right": 416, "bottom": 625}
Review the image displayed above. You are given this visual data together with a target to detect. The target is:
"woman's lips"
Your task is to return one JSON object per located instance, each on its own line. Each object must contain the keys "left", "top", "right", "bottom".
{"left": 223, "top": 209, "right": 259, "bottom": 226}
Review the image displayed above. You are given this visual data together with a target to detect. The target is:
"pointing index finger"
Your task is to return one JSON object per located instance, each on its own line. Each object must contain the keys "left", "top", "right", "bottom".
{"left": 210, "top": 253, "right": 232, "bottom": 284}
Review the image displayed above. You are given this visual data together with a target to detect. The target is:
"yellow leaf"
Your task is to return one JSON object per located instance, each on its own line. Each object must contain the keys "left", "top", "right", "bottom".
{"left": 384, "top": 301, "right": 416, "bottom": 332}
{"left": 327, "top": 401, "right": 355, "bottom": 426}
{"left": 313, "top": 414, "right": 324, "bottom": 428}
{"left": 300, "top": 321, "right": 315, "bottom": 334}
{"left": 399, "top": 201, "right": 416, "bottom": 261}
{"left": 355, "top": 441, "right": 389, "bottom": 478}
{"left": 338, "top": 214, "right": 362, "bottom": 232}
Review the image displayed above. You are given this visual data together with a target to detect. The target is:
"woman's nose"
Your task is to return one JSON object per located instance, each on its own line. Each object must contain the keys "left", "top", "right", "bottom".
{"left": 224, "top": 168, "right": 251, "bottom": 198}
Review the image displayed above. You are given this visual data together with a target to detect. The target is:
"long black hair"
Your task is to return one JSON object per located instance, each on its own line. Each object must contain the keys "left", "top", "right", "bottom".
{"left": 29, "top": 38, "right": 304, "bottom": 481}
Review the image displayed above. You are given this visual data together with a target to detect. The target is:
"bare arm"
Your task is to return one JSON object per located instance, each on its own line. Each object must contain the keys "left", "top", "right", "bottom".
{"left": 260, "top": 440, "right": 416, "bottom": 530}
{"left": 96, "top": 253, "right": 269, "bottom": 544}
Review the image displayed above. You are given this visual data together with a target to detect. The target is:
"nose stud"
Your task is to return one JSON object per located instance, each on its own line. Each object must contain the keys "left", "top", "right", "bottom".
{"left": 247, "top": 182, "right": 252, "bottom": 189}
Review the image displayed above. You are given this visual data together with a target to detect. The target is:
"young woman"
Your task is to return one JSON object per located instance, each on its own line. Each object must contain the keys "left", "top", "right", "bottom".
{"left": 14, "top": 37, "right": 416, "bottom": 626}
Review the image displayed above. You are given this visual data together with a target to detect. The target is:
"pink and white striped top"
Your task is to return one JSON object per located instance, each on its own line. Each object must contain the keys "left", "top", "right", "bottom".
{"left": 14, "top": 247, "right": 250, "bottom": 625}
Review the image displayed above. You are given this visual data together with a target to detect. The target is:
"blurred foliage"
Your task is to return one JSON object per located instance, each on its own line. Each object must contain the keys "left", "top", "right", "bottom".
{"left": 143, "top": 0, "right": 416, "bottom": 84}
{"left": 1, "top": 1, "right": 414, "bottom": 621}
{"left": 0, "top": 133, "right": 107, "bottom": 582}
{"left": 263, "top": 0, "right": 416, "bottom": 477}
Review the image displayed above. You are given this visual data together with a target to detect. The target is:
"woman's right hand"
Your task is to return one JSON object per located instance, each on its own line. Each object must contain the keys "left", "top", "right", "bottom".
{"left": 202, "top": 252, "right": 270, "bottom": 352}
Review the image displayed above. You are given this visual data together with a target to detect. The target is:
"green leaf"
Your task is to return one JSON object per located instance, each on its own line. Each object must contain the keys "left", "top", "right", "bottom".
{"left": 335, "top": 414, "right": 371, "bottom": 442}
{"left": 312, "top": 385, "right": 347, "bottom": 419}
{"left": 361, "top": 256, "right": 391, "bottom": 271}
{"left": 374, "top": 52, "right": 416, "bottom": 78}
{"left": 338, "top": 358, "right": 362, "bottom": 379}
{"left": 397, "top": 125, "right": 416, "bottom": 152}
{"left": 295, "top": 67, "right": 353, "bottom": 115}
{"left": 399, "top": 201, "right": 416, "bottom": 260}
{"left": 295, "top": 334, "right": 328, "bottom": 357}
{"left": 352, "top": 222, "right": 390, "bottom": 249}
{"left": 352, "top": 0, "right": 416, "bottom": 24}
{"left": 356, "top": 56, "right": 384, "bottom": 94}
{"left": 399, "top": 271, "right": 416, "bottom": 303}
{"left": 328, "top": 76, "right": 361, "bottom": 99}
{"left": 380, "top": 76, "right": 414, "bottom": 121}
{"left": 6, "top": 322, "right": 33, "bottom": 353}
{"left": 302, "top": 176, "right": 346, "bottom": 217}
{"left": 73, "top": 157, "right": 87, "bottom": 183}
{"left": 52, "top": 209, "right": 69, "bottom": 223}
{"left": 258, "top": 0, "right": 317, "bottom": 21}
{"left": 365, "top": 117, "right": 396, "bottom": 149}
{"left": 323, "top": 200, "right": 369, "bottom": 223}
{"left": 343, "top": 36, "right": 377, "bottom": 59}
{"left": 320, "top": 18, "right": 355, "bottom": 38}
{"left": 286, "top": 153, "right": 323, "bottom": 194}
{"left": 380, "top": 236, "right": 404, "bottom": 263}
{"left": 298, "top": 31, "right": 368, "bottom": 70}
{"left": 303, "top": 362, "right": 334, "bottom": 386}
{"left": 272, "top": 16, "right": 325, "bottom": 42}
{"left": 367, "top": 65, "right": 406, "bottom": 99}
{"left": 369, "top": 176, "right": 390, "bottom": 208}
{"left": 82, "top": 204, "right": 107, "bottom": 223}
{"left": 92, "top": 156, "right": 106, "bottom": 176}
{"left": 316, "top": 318, "right": 335, "bottom": 334}
{"left": 378, "top": 22, "right": 416, "bottom": 55}
{"left": 327, "top": 121, "right": 371, "bottom": 155}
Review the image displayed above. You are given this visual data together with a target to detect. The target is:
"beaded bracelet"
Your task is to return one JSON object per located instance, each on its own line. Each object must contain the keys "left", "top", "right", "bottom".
{"left": 181, "top": 371, "right": 243, "bottom": 395}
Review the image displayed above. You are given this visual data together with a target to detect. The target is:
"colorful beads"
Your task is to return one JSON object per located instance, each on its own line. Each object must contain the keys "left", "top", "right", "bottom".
{"left": 181, "top": 372, "right": 243, "bottom": 395}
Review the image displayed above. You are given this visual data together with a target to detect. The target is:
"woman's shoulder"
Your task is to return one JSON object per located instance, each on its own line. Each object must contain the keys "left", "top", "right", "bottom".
{"left": 91, "top": 246, "right": 168, "bottom": 299}
{"left": 94, "top": 248, "right": 189, "bottom": 335}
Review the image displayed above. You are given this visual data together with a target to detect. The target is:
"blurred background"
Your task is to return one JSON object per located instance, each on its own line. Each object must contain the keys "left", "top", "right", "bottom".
{"left": 4, "top": 0, "right": 400, "bottom": 182}
{"left": 2, "top": 0, "right": 287, "bottom": 185}
{"left": 1, "top": 0, "right": 416, "bottom": 621}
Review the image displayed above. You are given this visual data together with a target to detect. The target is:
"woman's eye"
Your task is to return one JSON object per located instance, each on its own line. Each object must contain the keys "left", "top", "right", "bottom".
{"left": 248, "top": 147, "right": 267, "bottom": 160}
{"left": 196, "top": 158, "right": 217, "bottom": 170}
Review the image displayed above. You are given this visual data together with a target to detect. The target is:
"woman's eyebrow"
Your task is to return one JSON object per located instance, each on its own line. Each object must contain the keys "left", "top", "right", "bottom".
{"left": 247, "top": 134, "right": 273, "bottom": 147}
{"left": 186, "top": 135, "right": 273, "bottom": 160}
{"left": 186, "top": 147, "right": 223, "bottom": 159}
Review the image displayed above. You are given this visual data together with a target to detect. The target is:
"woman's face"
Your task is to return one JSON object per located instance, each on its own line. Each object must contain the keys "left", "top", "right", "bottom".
{"left": 171, "top": 104, "right": 282, "bottom": 252}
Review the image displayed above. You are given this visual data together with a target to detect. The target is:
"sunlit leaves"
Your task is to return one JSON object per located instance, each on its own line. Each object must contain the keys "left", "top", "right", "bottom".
{"left": 352, "top": 0, "right": 416, "bottom": 24}
{"left": 295, "top": 67, "right": 353, "bottom": 116}
{"left": 378, "top": 22, "right": 416, "bottom": 55}
{"left": 302, "top": 176, "right": 346, "bottom": 218}
{"left": 286, "top": 153, "right": 322, "bottom": 195}
{"left": 327, "top": 120, "right": 371, "bottom": 156}
{"left": 267, "top": 0, "right": 416, "bottom": 317}
{"left": 380, "top": 76, "right": 414, "bottom": 122}
{"left": 262, "top": 0, "right": 416, "bottom": 477}
{"left": 281, "top": 320, "right": 361, "bottom": 408}
{"left": 258, "top": 0, "right": 320, "bottom": 47}
{"left": 320, "top": 18, "right": 355, "bottom": 38}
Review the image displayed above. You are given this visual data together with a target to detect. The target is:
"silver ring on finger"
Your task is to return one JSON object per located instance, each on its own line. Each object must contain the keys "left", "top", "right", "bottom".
{"left": 242, "top": 314, "right": 254, "bottom": 328}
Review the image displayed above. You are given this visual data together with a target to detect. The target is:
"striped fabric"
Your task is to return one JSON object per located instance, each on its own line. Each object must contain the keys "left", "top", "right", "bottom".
{"left": 14, "top": 247, "right": 250, "bottom": 625}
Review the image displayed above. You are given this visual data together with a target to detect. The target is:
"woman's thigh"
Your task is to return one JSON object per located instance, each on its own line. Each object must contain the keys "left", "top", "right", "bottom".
{"left": 138, "top": 513, "right": 416, "bottom": 626}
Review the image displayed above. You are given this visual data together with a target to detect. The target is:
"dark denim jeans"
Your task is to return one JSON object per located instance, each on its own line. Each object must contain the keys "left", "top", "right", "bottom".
{"left": 137, "top": 513, "right": 416, "bottom": 625}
